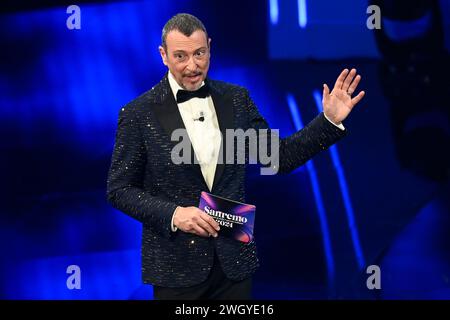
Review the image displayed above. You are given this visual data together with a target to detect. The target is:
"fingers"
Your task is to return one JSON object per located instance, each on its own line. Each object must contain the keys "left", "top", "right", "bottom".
{"left": 334, "top": 69, "right": 349, "bottom": 90}
{"left": 197, "top": 214, "right": 219, "bottom": 237}
{"left": 323, "top": 83, "right": 330, "bottom": 101}
{"left": 186, "top": 209, "right": 220, "bottom": 237}
{"left": 347, "top": 74, "right": 361, "bottom": 95}
{"left": 334, "top": 68, "right": 362, "bottom": 93}
{"left": 351, "top": 91, "right": 365, "bottom": 106}
{"left": 342, "top": 68, "right": 357, "bottom": 91}
{"left": 177, "top": 207, "right": 221, "bottom": 238}
{"left": 200, "top": 212, "right": 220, "bottom": 232}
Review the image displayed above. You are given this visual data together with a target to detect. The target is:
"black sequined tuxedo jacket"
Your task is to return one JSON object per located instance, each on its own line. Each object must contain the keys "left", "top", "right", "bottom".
{"left": 107, "top": 73, "right": 347, "bottom": 288}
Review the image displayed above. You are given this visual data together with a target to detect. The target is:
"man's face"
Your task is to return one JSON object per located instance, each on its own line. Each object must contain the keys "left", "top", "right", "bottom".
{"left": 159, "top": 30, "right": 211, "bottom": 91}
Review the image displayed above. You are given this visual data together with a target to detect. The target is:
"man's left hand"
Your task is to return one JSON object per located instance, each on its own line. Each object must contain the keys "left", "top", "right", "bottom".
{"left": 322, "top": 68, "right": 365, "bottom": 125}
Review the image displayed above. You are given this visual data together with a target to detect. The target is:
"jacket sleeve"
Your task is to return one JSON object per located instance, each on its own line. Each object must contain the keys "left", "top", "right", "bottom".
{"left": 106, "top": 106, "right": 178, "bottom": 238}
{"left": 243, "top": 89, "right": 348, "bottom": 174}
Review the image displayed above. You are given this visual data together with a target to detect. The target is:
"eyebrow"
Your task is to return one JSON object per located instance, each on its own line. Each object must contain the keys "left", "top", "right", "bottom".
{"left": 172, "top": 47, "right": 207, "bottom": 54}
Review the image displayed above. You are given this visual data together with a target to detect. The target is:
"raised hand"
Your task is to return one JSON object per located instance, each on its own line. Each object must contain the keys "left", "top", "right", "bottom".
{"left": 322, "top": 68, "right": 365, "bottom": 125}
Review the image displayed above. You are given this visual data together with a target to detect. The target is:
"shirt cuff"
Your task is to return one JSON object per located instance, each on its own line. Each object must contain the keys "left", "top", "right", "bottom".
{"left": 171, "top": 207, "right": 179, "bottom": 232}
{"left": 324, "top": 113, "right": 345, "bottom": 131}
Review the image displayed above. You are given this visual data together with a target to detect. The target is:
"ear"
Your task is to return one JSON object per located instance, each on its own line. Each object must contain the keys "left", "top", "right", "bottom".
{"left": 208, "top": 38, "right": 212, "bottom": 57}
{"left": 159, "top": 45, "right": 168, "bottom": 66}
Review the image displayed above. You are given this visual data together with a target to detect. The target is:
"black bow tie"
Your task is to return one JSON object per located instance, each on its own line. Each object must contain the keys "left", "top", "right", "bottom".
{"left": 176, "top": 84, "right": 210, "bottom": 103}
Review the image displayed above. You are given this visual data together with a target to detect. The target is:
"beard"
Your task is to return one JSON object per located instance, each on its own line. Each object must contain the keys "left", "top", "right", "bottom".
{"left": 181, "top": 72, "right": 204, "bottom": 91}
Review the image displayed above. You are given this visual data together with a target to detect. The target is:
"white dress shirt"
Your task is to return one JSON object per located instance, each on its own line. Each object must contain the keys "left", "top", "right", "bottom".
{"left": 167, "top": 71, "right": 344, "bottom": 231}
{"left": 168, "top": 72, "right": 222, "bottom": 191}
{"left": 168, "top": 72, "right": 222, "bottom": 231}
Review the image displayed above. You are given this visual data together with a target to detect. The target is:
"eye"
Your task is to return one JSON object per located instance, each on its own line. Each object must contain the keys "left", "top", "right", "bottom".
{"left": 195, "top": 50, "right": 206, "bottom": 57}
{"left": 175, "top": 53, "right": 186, "bottom": 61}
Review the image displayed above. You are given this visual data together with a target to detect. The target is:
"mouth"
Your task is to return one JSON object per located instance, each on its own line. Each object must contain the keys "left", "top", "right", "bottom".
{"left": 185, "top": 73, "right": 202, "bottom": 82}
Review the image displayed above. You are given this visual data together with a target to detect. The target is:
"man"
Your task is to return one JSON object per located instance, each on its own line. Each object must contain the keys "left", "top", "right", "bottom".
{"left": 106, "top": 13, "right": 365, "bottom": 300}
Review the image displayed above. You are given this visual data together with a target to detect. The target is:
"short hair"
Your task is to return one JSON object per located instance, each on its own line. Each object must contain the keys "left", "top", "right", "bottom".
{"left": 161, "top": 13, "right": 208, "bottom": 50}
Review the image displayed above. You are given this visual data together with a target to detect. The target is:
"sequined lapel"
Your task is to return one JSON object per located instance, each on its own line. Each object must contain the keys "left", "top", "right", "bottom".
{"left": 151, "top": 74, "right": 206, "bottom": 187}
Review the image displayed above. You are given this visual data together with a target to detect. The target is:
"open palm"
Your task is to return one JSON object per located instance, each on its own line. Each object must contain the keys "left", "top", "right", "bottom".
{"left": 323, "top": 68, "right": 365, "bottom": 125}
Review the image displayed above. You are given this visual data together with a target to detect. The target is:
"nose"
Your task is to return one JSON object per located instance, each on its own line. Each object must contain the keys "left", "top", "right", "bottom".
{"left": 186, "top": 55, "right": 198, "bottom": 73}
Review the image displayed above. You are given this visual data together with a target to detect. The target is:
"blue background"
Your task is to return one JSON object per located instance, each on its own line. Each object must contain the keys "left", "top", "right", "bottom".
{"left": 0, "top": 0, "right": 449, "bottom": 299}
